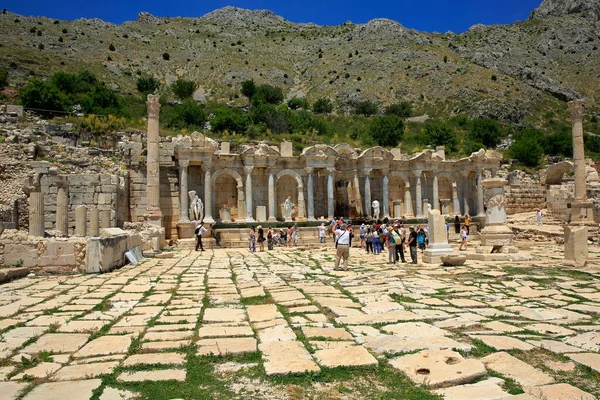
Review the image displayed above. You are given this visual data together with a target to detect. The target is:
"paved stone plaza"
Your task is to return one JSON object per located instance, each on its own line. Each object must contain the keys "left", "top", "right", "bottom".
{"left": 1, "top": 241, "right": 600, "bottom": 399}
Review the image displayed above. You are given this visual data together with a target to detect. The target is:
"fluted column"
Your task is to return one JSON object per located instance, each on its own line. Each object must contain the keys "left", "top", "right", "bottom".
{"left": 404, "top": 184, "right": 414, "bottom": 217}
{"left": 364, "top": 169, "right": 372, "bottom": 218}
{"left": 55, "top": 181, "right": 69, "bottom": 236}
{"left": 178, "top": 159, "right": 190, "bottom": 223}
{"left": 244, "top": 166, "right": 254, "bottom": 222}
{"left": 382, "top": 172, "right": 390, "bottom": 218}
{"left": 203, "top": 161, "right": 214, "bottom": 223}
{"left": 29, "top": 188, "right": 45, "bottom": 237}
{"left": 145, "top": 94, "right": 163, "bottom": 225}
{"left": 306, "top": 168, "right": 315, "bottom": 220}
{"left": 462, "top": 170, "right": 470, "bottom": 216}
{"left": 477, "top": 168, "right": 485, "bottom": 216}
{"left": 432, "top": 173, "right": 439, "bottom": 211}
{"left": 268, "top": 170, "right": 276, "bottom": 222}
{"left": 415, "top": 170, "right": 423, "bottom": 218}
{"left": 353, "top": 171, "right": 363, "bottom": 216}
{"left": 327, "top": 168, "right": 335, "bottom": 219}
{"left": 452, "top": 182, "right": 460, "bottom": 216}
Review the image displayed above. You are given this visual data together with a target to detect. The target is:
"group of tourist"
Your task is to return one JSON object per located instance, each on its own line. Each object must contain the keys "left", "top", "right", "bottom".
{"left": 248, "top": 225, "right": 299, "bottom": 252}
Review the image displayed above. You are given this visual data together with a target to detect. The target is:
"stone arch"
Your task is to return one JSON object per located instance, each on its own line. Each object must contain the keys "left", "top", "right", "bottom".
{"left": 211, "top": 168, "right": 245, "bottom": 221}
{"left": 544, "top": 161, "right": 574, "bottom": 185}
{"left": 275, "top": 169, "right": 305, "bottom": 220}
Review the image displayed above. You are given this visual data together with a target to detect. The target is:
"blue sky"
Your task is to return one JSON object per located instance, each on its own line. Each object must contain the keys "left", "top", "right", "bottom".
{"left": 3, "top": 0, "right": 544, "bottom": 33}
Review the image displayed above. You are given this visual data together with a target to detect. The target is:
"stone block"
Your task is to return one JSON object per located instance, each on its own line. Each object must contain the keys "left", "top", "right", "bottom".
{"left": 280, "top": 141, "right": 293, "bottom": 157}
{"left": 564, "top": 226, "right": 588, "bottom": 267}
{"left": 220, "top": 142, "right": 230, "bottom": 154}
{"left": 38, "top": 241, "right": 77, "bottom": 267}
{"left": 3, "top": 244, "right": 39, "bottom": 268}
{"left": 256, "top": 206, "right": 267, "bottom": 222}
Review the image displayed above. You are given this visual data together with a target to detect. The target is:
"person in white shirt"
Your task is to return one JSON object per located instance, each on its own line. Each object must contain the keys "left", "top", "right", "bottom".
{"left": 318, "top": 223, "right": 326, "bottom": 244}
{"left": 334, "top": 224, "right": 351, "bottom": 271}
{"left": 536, "top": 209, "right": 543, "bottom": 226}
{"left": 195, "top": 221, "right": 208, "bottom": 252}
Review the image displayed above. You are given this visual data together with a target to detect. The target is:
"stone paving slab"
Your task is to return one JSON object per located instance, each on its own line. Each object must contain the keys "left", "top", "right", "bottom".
{"left": 433, "top": 378, "right": 511, "bottom": 400}
{"left": 73, "top": 334, "right": 134, "bottom": 358}
{"left": 0, "top": 381, "right": 27, "bottom": 399}
{"left": 197, "top": 338, "right": 257, "bottom": 356}
{"left": 313, "top": 345, "right": 378, "bottom": 368}
{"left": 123, "top": 352, "right": 185, "bottom": 367}
{"left": 260, "top": 341, "right": 320, "bottom": 375}
{"left": 525, "top": 383, "right": 596, "bottom": 400}
{"left": 482, "top": 352, "right": 554, "bottom": 387}
{"left": 23, "top": 379, "right": 102, "bottom": 400}
{"left": 566, "top": 352, "right": 600, "bottom": 372}
{"left": 23, "top": 333, "right": 89, "bottom": 354}
{"left": 117, "top": 369, "right": 186, "bottom": 382}
{"left": 52, "top": 361, "right": 119, "bottom": 381}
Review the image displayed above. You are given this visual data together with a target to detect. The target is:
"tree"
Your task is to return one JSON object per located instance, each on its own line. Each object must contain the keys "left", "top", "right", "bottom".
{"left": 240, "top": 79, "right": 256, "bottom": 100}
{"left": 369, "top": 115, "right": 404, "bottom": 147}
{"left": 287, "top": 97, "right": 309, "bottom": 110}
{"left": 171, "top": 79, "right": 197, "bottom": 100}
{"left": 19, "top": 79, "right": 67, "bottom": 114}
{"left": 424, "top": 123, "right": 457, "bottom": 150}
{"left": 510, "top": 136, "right": 543, "bottom": 167}
{"left": 0, "top": 69, "right": 8, "bottom": 89}
{"left": 81, "top": 83, "right": 122, "bottom": 115}
{"left": 136, "top": 76, "right": 160, "bottom": 95}
{"left": 352, "top": 100, "right": 378, "bottom": 116}
{"left": 165, "top": 100, "right": 206, "bottom": 129}
{"left": 211, "top": 105, "right": 250, "bottom": 133}
{"left": 109, "top": 43, "right": 115, "bottom": 51}
{"left": 385, "top": 102, "right": 412, "bottom": 118}
{"left": 468, "top": 118, "right": 501, "bottom": 148}
{"left": 254, "top": 84, "right": 284, "bottom": 105}
{"left": 313, "top": 98, "right": 333, "bottom": 114}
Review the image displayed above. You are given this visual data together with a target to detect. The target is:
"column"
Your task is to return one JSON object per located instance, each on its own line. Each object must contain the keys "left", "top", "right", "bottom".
{"left": 569, "top": 99, "right": 586, "bottom": 201}
{"left": 353, "top": 171, "right": 363, "bottom": 216}
{"left": 28, "top": 189, "right": 44, "bottom": 237}
{"left": 178, "top": 159, "right": 190, "bottom": 223}
{"left": 327, "top": 168, "right": 335, "bottom": 219}
{"left": 404, "top": 184, "right": 414, "bottom": 217}
{"left": 364, "top": 169, "right": 372, "bottom": 218}
{"left": 100, "top": 210, "right": 111, "bottom": 229}
{"left": 477, "top": 169, "right": 485, "bottom": 216}
{"left": 89, "top": 207, "right": 100, "bottom": 236}
{"left": 75, "top": 205, "right": 87, "bottom": 237}
{"left": 415, "top": 170, "right": 423, "bottom": 217}
{"left": 268, "top": 170, "right": 276, "bottom": 222}
{"left": 452, "top": 182, "right": 460, "bottom": 216}
{"left": 382, "top": 172, "right": 390, "bottom": 218}
{"left": 298, "top": 184, "right": 306, "bottom": 219}
{"left": 462, "top": 171, "right": 470, "bottom": 216}
{"left": 55, "top": 182, "right": 68, "bottom": 236}
{"left": 432, "top": 174, "right": 439, "bottom": 211}
{"left": 203, "top": 162, "right": 214, "bottom": 223}
{"left": 306, "top": 168, "right": 315, "bottom": 220}
{"left": 145, "top": 94, "right": 162, "bottom": 226}
{"left": 244, "top": 166, "right": 254, "bottom": 222}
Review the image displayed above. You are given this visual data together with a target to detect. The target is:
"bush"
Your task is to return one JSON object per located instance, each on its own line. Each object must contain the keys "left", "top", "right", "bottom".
{"left": 544, "top": 129, "right": 572, "bottom": 157}
{"left": 468, "top": 118, "right": 501, "bottom": 148}
{"left": 254, "top": 84, "right": 284, "bottom": 105}
{"left": 510, "top": 136, "right": 543, "bottom": 167}
{"left": 351, "top": 100, "right": 378, "bottom": 116}
{"left": 165, "top": 100, "right": 206, "bottom": 129}
{"left": 313, "top": 98, "right": 333, "bottom": 114}
{"left": 79, "top": 114, "right": 126, "bottom": 135}
{"left": 136, "top": 76, "right": 160, "bottom": 95}
{"left": 81, "top": 83, "right": 122, "bottom": 115}
{"left": 424, "top": 123, "right": 457, "bottom": 150}
{"left": 162, "top": 52, "right": 170, "bottom": 60}
{"left": 19, "top": 79, "right": 67, "bottom": 114}
{"left": 385, "top": 102, "right": 412, "bottom": 118}
{"left": 287, "top": 97, "right": 309, "bottom": 110}
{"left": 211, "top": 105, "right": 250, "bottom": 133}
{"left": 109, "top": 43, "right": 115, "bottom": 51}
{"left": 369, "top": 115, "right": 404, "bottom": 147}
{"left": 240, "top": 79, "right": 256, "bottom": 99}
{"left": 171, "top": 79, "right": 197, "bottom": 100}
{"left": 288, "top": 110, "right": 329, "bottom": 135}
{"left": 0, "top": 69, "right": 8, "bottom": 89}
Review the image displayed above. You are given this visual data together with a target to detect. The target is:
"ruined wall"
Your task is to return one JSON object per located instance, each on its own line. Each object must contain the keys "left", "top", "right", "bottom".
{"left": 506, "top": 186, "right": 547, "bottom": 215}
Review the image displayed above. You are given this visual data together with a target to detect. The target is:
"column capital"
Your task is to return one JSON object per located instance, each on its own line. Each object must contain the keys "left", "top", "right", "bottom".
{"left": 413, "top": 169, "right": 422, "bottom": 178}
{"left": 244, "top": 165, "right": 254, "bottom": 175}
{"left": 304, "top": 167, "right": 314, "bottom": 175}
{"left": 361, "top": 168, "right": 373, "bottom": 177}
{"left": 327, "top": 167, "right": 336, "bottom": 174}
{"left": 568, "top": 99, "right": 585, "bottom": 122}
{"left": 146, "top": 94, "right": 160, "bottom": 119}
{"left": 460, "top": 169, "right": 471, "bottom": 178}
{"left": 203, "top": 160, "right": 212, "bottom": 170}
{"left": 179, "top": 159, "right": 190, "bottom": 168}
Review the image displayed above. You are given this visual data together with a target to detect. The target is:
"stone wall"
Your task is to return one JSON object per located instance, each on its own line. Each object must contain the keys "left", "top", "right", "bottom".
{"left": 505, "top": 186, "right": 547, "bottom": 215}
{"left": 86, "top": 230, "right": 142, "bottom": 273}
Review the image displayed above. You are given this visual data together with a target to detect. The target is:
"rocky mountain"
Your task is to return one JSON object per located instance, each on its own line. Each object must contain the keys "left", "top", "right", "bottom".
{"left": 0, "top": 2, "right": 598, "bottom": 125}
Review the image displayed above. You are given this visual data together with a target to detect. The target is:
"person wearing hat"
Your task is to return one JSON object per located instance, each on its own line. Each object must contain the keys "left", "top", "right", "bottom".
{"left": 194, "top": 221, "right": 208, "bottom": 252}
{"left": 406, "top": 226, "right": 418, "bottom": 264}
{"left": 334, "top": 223, "right": 351, "bottom": 271}
{"left": 257, "top": 225, "right": 265, "bottom": 252}
{"left": 319, "top": 223, "right": 327, "bottom": 244}
{"left": 359, "top": 223, "right": 366, "bottom": 249}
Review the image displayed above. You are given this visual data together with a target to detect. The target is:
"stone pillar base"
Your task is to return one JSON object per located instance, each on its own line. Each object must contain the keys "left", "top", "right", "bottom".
{"left": 268, "top": 217, "right": 277, "bottom": 222}
{"left": 570, "top": 201, "right": 594, "bottom": 225}
{"left": 203, "top": 217, "right": 216, "bottom": 224}
{"left": 177, "top": 222, "right": 196, "bottom": 240}
{"left": 564, "top": 225, "right": 588, "bottom": 267}
{"left": 479, "top": 224, "right": 513, "bottom": 247}
{"left": 423, "top": 244, "right": 454, "bottom": 264}
{"left": 284, "top": 217, "right": 293, "bottom": 223}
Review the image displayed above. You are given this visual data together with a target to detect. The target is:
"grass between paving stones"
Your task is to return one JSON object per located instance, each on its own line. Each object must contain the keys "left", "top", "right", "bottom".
{"left": 6, "top": 351, "right": 55, "bottom": 380}
{"left": 484, "top": 371, "right": 524, "bottom": 395}
{"left": 239, "top": 295, "right": 274, "bottom": 306}
{"left": 389, "top": 293, "right": 418, "bottom": 303}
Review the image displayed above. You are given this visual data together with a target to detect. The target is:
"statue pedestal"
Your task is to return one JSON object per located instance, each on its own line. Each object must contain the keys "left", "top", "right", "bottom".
{"left": 177, "top": 222, "right": 197, "bottom": 239}
{"left": 423, "top": 243, "right": 454, "bottom": 264}
{"left": 284, "top": 217, "right": 293, "bottom": 223}
{"left": 570, "top": 200, "right": 595, "bottom": 225}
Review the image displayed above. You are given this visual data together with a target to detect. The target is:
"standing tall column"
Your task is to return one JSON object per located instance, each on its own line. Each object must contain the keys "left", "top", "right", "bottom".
{"left": 244, "top": 166, "right": 254, "bottom": 222}
{"left": 432, "top": 174, "right": 439, "bottom": 211}
{"left": 353, "top": 171, "right": 363, "bottom": 216}
{"left": 382, "top": 172, "right": 390, "bottom": 218}
{"left": 203, "top": 162, "right": 214, "bottom": 223}
{"left": 297, "top": 185, "right": 306, "bottom": 219}
{"left": 306, "top": 168, "right": 315, "bottom": 220}
{"left": 28, "top": 184, "right": 45, "bottom": 237}
{"left": 404, "top": 184, "right": 414, "bottom": 217}
{"left": 268, "top": 171, "right": 276, "bottom": 222}
{"left": 364, "top": 170, "right": 372, "bottom": 218}
{"left": 75, "top": 205, "right": 87, "bottom": 237}
{"left": 178, "top": 159, "right": 190, "bottom": 223}
{"left": 145, "top": 94, "right": 163, "bottom": 226}
{"left": 452, "top": 182, "right": 460, "bottom": 216}
{"left": 569, "top": 99, "right": 587, "bottom": 201}
{"left": 462, "top": 171, "right": 470, "bottom": 216}
{"left": 55, "top": 181, "right": 69, "bottom": 236}
{"left": 477, "top": 169, "right": 485, "bottom": 216}
{"left": 415, "top": 170, "right": 423, "bottom": 218}
{"left": 89, "top": 208, "right": 100, "bottom": 237}
{"left": 327, "top": 168, "right": 335, "bottom": 219}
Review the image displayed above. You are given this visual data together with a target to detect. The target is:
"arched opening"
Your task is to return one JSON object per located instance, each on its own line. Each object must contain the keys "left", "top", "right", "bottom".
{"left": 276, "top": 175, "right": 298, "bottom": 220}
{"left": 215, "top": 175, "right": 240, "bottom": 221}
{"left": 389, "top": 176, "right": 406, "bottom": 218}
{"left": 438, "top": 176, "right": 453, "bottom": 214}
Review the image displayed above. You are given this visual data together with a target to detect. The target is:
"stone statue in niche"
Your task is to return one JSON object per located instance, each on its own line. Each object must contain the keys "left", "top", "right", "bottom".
{"left": 372, "top": 200, "right": 380, "bottom": 220}
{"left": 188, "top": 190, "right": 204, "bottom": 222}
{"left": 284, "top": 196, "right": 293, "bottom": 220}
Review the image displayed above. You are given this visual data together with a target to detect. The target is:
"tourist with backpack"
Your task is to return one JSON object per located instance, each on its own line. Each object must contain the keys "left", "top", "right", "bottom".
{"left": 417, "top": 228, "right": 426, "bottom": 253}
{"left": 407, "top": 226, "right": 418, "bottom": 264}
{"left": 194, "top": 221, "right": 208, "bottom": 252}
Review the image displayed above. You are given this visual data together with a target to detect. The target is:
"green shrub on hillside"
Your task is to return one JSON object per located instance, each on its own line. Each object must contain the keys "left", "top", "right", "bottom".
{"left": 351, "top": 100, "right": 379, "bottom": 116}
{"left": 164, "top": 100, "right": 206, "bottom": 129}
{"left": 385, "top": 102, "right": 412, "bottom": 118}
{"left": 0, "top": 70, "right": 8, "bottom": 89}
{"left": 313, "top": 98, "right": 333, "bottom": 114}
{"left": 369, "top": 115, "right": 404, "bottom": 147}
{"left": 19, "top": 79, "right": 68, "bottom": 114}
{"left": 171, "top": 79, "right": 197, "bottom": 100}
{"left": 424, "top": 123, "right": 457, "bottom": 150}
{"left": 287, "top": 97, "right": 309, "bottom": 110}
{"left": 468, "top": 118, "right": 501, "bottom": 148}
{"left": 136, "top": 76, "right": 160, "bottom": 95}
